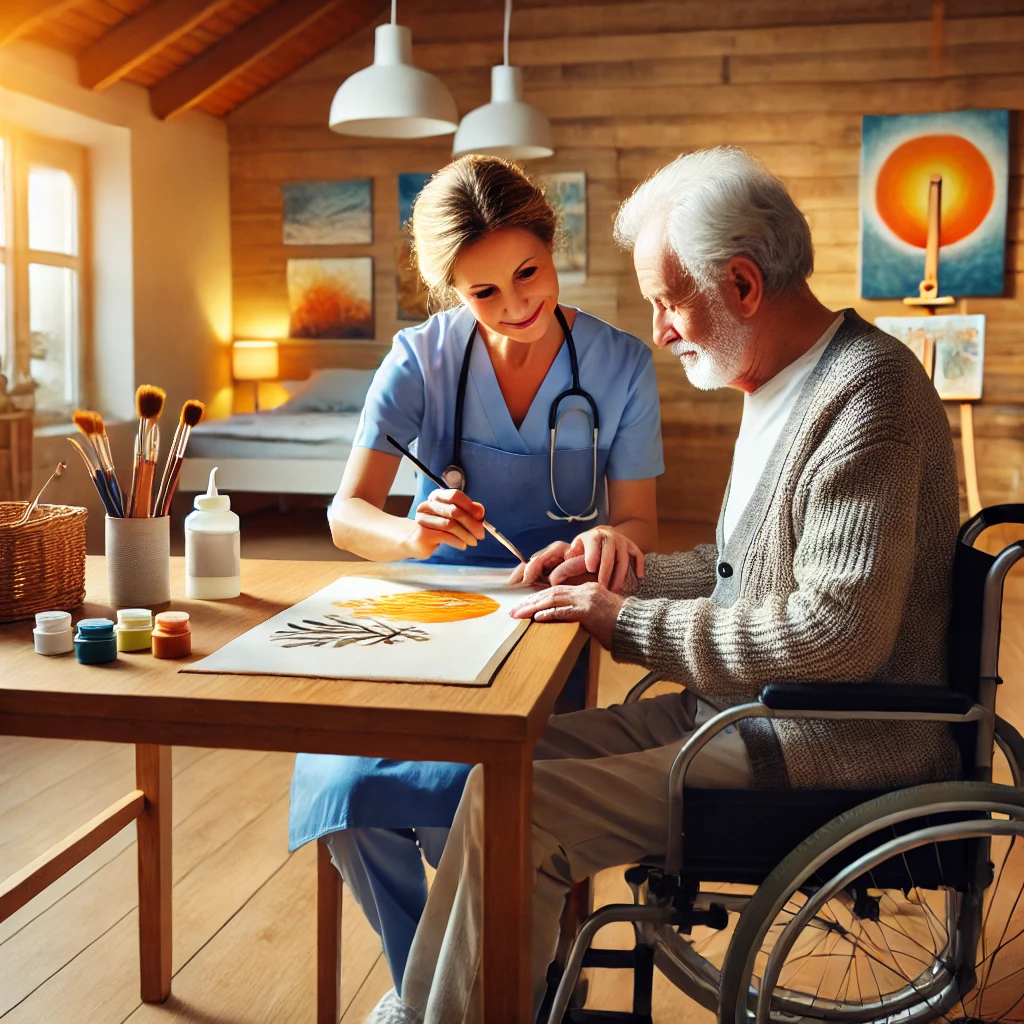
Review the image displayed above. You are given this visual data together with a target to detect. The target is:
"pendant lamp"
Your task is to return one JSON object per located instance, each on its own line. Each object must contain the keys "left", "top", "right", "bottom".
{"left": 452, "top": 0, "right": 553, "bottom": 160}
{"left": 329, "top": 0, "right": 458, "bottom": 139}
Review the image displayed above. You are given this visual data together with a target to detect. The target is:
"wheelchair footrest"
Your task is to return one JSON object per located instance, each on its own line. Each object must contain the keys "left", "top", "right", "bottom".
{"left": 581, "top": 948, "right": 641, "bottom": 970}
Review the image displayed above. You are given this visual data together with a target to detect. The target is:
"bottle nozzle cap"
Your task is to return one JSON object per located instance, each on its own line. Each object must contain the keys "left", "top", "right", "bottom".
{"left": 194, "top": 465, "right": 231, "bottom": 511}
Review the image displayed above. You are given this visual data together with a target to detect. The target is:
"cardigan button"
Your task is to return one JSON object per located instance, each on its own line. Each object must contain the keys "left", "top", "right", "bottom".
{"left": 718, "top": 562, "right": 733, "bottom": 579}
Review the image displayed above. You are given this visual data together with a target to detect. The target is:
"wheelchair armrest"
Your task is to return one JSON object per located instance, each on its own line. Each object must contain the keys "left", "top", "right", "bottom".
{"left": 759, "top": 682, "right": 974, "bottom": 716}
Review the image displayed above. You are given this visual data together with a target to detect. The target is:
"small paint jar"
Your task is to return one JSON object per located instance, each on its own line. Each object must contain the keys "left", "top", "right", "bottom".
{"left": 115, "top": 608, "right": 153, "bottom": 653}
{"left": 74, "top": 618, "right": 117, "bottom": 665}
{"left": 152, "top": 611, "right": 192, "bottom": 659}
{"left": 34, "top": 611, "right": 74, "bottom": 656}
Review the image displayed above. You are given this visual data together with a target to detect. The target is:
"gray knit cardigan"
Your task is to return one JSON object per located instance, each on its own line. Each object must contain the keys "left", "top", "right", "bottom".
{"left": 612, "top": 310, "right": 963, "bottom": 790}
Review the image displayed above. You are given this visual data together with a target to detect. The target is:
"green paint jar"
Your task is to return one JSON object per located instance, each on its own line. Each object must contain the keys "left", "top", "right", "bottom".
{"left": 116, "top": 608, "right": 153, "bottom": 653}
{"left": 74, "top": 618, "right": 117, "bottom": 665}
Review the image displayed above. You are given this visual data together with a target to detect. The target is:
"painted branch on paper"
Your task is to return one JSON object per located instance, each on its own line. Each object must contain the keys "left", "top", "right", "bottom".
{"left": 542, "top": 171, "right": 588, "bottom": 285}
{"left": 287, "top": 257, "right": 373, "bottom": 339}
{"left": 875, "top": 314, "right": 986, "bottom": 401}
{"left": 860, "top": 110, "right": 1009, "bottom": 299}
{"left": 282, "top": 179, "right": 372, "bottom": 245}
{"left": 185, "top": 567, "right": 532, "bottom": 686}
{"left": 271, "top": 615, "right": 431, "bottom": 649}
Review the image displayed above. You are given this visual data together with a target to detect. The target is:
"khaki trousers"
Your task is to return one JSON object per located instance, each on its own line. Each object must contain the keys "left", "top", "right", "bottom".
{"left": 399, "top": 692, "right": 751, "bottom": 1024}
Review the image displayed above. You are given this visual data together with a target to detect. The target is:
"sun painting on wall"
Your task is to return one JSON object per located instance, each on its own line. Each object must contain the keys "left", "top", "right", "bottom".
{"left": 860, "top": 110, "right": 1009, "bottom": 299}
{"left": 287, "top": 257, "right": 373, "bottom": 339}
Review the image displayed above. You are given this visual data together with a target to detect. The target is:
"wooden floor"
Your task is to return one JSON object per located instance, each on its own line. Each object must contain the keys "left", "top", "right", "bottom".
{"left": 3, "top": 521, "right": 1022, "bottom": 1024}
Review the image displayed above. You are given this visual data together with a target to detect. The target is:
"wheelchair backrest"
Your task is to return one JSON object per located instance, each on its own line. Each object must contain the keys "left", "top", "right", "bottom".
{"left": 947, "top": 539, "right": 995, "bottom": 703}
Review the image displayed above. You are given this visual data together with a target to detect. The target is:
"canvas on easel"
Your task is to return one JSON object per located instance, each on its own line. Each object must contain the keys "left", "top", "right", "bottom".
{"left": 184, "top": 565, "right": 532, "bottom": 686}
{"left": 875, "top": 314, "right": 985, "bottom": 401}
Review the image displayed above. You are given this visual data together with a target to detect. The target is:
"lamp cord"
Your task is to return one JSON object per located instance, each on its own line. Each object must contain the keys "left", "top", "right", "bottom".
{"left": 503, "top": 0, "right": 511, "bottom": 65}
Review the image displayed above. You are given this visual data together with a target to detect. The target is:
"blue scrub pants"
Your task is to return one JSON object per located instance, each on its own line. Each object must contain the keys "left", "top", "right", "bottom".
{"left": 325, "top": 826, "right": 450, "bottom": 994}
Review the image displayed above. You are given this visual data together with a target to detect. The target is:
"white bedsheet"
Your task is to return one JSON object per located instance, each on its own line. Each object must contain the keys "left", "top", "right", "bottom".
{"left": 190, "top": 412, "right": 362, "bottom": 444}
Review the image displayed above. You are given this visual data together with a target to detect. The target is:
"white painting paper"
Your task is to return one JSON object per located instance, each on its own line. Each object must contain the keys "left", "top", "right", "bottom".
{"left": 184, "top": 565, "right": 532, "bottom": 686}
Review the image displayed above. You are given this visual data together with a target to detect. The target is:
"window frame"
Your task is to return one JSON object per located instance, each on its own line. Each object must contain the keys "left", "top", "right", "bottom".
{"left": 0, "top": 123, "right": 90, "bottom": 426}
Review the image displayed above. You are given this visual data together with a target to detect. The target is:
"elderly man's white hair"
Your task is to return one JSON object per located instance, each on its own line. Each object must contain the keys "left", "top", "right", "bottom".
{"left": 614, "top": 146, "right": 814, "bottom": 296}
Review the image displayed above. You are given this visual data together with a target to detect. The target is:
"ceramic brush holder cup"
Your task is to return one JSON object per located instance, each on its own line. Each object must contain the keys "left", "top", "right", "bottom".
{"left": 105, "top": 515, "right": 170, "bottom": 608}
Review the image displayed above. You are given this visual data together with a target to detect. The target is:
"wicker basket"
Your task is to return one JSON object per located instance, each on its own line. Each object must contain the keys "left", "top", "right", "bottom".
{"left": 0, "top": 503, "right": 88, "bottom": 623}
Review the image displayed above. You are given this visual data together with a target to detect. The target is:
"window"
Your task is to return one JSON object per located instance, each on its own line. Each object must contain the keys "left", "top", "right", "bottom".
{"left": 0, "top": 126, "right": 88, "bottom": 426}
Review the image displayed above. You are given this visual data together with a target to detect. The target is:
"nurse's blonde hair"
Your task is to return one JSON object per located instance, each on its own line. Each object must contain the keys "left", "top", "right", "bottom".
{"left": 410, "top": 156, "right": 558, "bottom": 310}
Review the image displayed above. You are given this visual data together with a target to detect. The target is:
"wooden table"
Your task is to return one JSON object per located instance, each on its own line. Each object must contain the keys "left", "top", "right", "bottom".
{"left": 0, "top": 556, "right": 587, "bottom": 1022}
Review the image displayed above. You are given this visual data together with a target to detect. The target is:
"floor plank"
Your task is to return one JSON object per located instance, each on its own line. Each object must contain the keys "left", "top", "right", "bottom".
{"left": 2, "top": 781, "right": 293, "bottom": 1022}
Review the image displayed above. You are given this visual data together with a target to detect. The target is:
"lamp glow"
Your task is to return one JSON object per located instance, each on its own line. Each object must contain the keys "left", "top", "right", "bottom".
{"left": 328, "top": 4, "right": 458, "bottom": 140}
{"left": 232, "top": 341, "right": 279, "bottom": 413}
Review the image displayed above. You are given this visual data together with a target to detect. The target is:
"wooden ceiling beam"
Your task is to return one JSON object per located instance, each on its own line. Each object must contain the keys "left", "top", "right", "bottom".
{"left": 0, "top": 0, "right": 83, "bottom": 48}
{"left": 79, "top": 0, "right": 238, "bottom": 91}
{"left": 149, "top": 0, "right": 344, "bottom": 120}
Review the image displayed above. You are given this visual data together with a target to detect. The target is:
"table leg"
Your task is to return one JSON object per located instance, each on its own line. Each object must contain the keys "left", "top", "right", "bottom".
{"left": 482, "top": 742, "right": 533, "bottom": 1023}
{"left": 136, "top": 744, "right": 172, "bottom": 1002}
{"left": 317, "top": 838, "right": 343, "bottom": 1024}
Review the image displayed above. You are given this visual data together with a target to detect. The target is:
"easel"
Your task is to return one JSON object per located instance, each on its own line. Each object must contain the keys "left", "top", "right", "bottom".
{"left": 902, "top": 175, "right": 983, "bottom": 517}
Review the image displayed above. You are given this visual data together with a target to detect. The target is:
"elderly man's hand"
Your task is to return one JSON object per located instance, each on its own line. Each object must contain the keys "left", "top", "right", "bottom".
{"left": 509, "top": 582, "right": 625, "bottom": 650}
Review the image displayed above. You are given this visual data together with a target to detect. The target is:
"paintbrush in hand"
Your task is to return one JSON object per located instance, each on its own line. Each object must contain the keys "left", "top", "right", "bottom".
{"left": 127, "top": 385, "right": 165, "bottom": 517}
{"left": 73, "top": 410, "right": 123, "bottom": 517}
{"left": 155, "top": 399, "right": 204, "bottom": 518}
{"left": 384, "top": 433, "right": 526, "bottom": 563}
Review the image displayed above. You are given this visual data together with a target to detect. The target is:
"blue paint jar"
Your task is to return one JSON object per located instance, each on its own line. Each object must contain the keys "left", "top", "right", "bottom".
{"left": 74, "top": 617, "right": 117, "bottom": 665}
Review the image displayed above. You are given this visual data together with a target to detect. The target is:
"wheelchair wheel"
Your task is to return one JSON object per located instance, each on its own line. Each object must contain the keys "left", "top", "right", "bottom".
{"left": 718, "top": 781, "right": 1024, "bottom": 1024}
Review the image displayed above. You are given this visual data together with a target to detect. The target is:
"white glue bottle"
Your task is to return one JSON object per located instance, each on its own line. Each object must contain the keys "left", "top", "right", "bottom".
{"left": 185, "top": 467, "right": 240, "bottom": 599}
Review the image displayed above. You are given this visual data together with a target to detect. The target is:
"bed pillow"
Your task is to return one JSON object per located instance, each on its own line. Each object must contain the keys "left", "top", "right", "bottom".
{"left": 272, "top": 368, "right": 376, "bottom": 414}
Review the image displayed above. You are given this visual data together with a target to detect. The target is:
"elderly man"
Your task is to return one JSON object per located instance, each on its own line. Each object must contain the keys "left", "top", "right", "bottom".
{"left": 370, "top": 146, "right": 962, "bottom": 1024}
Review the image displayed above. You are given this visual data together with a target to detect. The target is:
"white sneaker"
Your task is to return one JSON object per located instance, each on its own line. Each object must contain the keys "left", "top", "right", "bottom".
{"left": 365, "top": 988, "right": 421, "bottom": 1024}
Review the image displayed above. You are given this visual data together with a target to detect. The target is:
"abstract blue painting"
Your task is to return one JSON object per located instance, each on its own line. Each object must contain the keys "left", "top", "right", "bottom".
{"left": 282, "top": 179, "right": 372, "bottom": 245}
{"left": 398, "top": 172, "right": 432, "bottom": 230}
{"left": 860, "top": 110, "right": 1009, "bottom": 299}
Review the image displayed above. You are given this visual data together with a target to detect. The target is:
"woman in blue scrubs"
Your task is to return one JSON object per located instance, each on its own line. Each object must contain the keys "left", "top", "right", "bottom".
{"left": 288, "top": 156, "right": 663, "bottom": 1011}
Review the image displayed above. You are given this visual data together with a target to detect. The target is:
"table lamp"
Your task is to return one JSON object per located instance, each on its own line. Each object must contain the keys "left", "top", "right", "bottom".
{"left": 232, "top": 341, "right": 279, "bottom": 413}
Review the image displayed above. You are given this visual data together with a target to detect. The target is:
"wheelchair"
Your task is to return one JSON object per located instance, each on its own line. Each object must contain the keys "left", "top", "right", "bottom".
{"left": 544, "top": 505, "right": 1024, "bottom": 1024}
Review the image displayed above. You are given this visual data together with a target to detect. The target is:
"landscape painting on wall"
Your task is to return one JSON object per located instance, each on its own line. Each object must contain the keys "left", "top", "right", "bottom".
{"left": 397, "top": 172, "right": 433, "bottom": 322}
{"left": 287, "top": 258, "right": 373, "bottom": 339}
{"left": 542, "top": 171, "right": 587, "bottom": 285}
{"left": 282, "top": 179, "right": 372, "bottom": 245}
{"left": 860, "top": 109, "right": 1009, "bottom": 299}
{"left": 875, "top": 313, "right": 986, "bottom": 401}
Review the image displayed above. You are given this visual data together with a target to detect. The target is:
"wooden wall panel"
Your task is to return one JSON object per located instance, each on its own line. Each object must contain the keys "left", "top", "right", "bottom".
{"left": 227, "top": 6, "right": 1024, "bottom": 523}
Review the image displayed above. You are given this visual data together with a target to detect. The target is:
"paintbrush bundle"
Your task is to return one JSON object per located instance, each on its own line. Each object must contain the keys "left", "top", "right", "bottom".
{"left": 68, "top": 388, "right": 204, "bottom": 518}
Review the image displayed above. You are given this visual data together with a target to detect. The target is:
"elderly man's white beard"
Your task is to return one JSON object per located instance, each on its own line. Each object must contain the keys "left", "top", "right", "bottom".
{"left": 670, "top": 293, "right": 753, "bottom": 391}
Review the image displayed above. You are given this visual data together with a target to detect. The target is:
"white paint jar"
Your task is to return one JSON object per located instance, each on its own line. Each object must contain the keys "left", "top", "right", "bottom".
{"left": 34, "top": 610, "right": 74, "bottom": 655}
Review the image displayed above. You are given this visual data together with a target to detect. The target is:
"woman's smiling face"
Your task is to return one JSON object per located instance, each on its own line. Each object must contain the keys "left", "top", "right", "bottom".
{"left": 451, "top": 227, "right": 560, "bottom": 343}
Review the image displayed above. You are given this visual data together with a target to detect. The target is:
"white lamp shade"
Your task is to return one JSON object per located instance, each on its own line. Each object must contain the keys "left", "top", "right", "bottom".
{"left": 232, "top": 341, "right": 279, "bottom": 381}
{"left": 329, "top": 24, "right": 458, "bottom": 139}
{"left": 452, "top": 65, "right": 553, "bottom": 160}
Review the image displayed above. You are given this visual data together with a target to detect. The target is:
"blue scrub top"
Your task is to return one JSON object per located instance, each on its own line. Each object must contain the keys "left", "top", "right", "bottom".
{"left": 355, "top": 304, "right": 664, "bottom": 509}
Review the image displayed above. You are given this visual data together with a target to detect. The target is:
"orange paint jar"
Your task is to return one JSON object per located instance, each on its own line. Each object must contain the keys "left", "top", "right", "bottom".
{"left": 151, "top": 611, "right": 192, "bottom": 659}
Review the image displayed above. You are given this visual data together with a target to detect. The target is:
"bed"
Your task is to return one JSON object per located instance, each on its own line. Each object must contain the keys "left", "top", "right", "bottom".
{"left": 178, "top": 368, "right": 418, "bottom": 497}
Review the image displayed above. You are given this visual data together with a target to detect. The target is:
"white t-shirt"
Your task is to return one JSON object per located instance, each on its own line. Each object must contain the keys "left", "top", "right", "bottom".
{"left": 722, "top": 314, "right": 845, "bottom": 545}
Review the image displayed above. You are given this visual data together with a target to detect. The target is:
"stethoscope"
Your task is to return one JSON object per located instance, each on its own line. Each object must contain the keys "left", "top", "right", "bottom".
{"left": 442, "top": 306, "right": 600, "bottom": 523}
